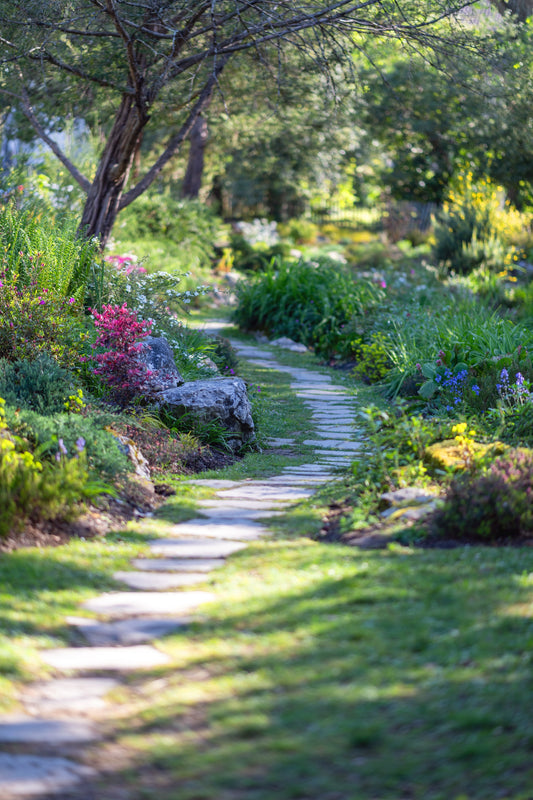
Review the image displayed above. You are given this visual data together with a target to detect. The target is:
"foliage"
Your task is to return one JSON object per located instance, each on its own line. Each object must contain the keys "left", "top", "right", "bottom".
{"left": 233, "top": 257, "right": 384, "bottom": 358}
{"left": 0, "top": 398, "right": 104, "bottom": 537}
{"left": 87, "top": 303, "right": 153, "bottom": 409}
{"left": 432, "top": 172, "right": 528, "bottom": 275}
{"left": 5, "top": 405, "right": 132, "bottom": 480}
{"left": 115, "top": 195, "right": 219, "bottom": 274}
{"left": 0, "top": 268, "right": 86, "bottom": 367}
{"left": 0, "top": 354, "right": 79, "bottom": 416}
{"left": 430, "top": 449, "right": 533, "bottom": 541}
{"left": 0, "top": 201, "right": 100, "bottom": 300}
{"left": 351, "top": 334, "right": 392, "bottom": 384}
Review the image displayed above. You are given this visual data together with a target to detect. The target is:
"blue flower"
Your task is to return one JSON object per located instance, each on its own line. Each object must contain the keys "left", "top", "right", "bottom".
{"left": 500, "top": 367, "right": 509, "bottom": 382}
{"left": 471, "top": 384, "right": 480, "bottom": 396}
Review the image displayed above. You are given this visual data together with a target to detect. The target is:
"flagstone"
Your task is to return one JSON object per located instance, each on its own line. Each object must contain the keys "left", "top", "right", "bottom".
{"left": 113, "top": 570, "right": 211, "bottom": 588}
{"left": 0, "top": 753, "right": 94, "bottom": 796}
{"left": 22, "top": 678, "right": 119, "bottom": 715}
{"left": 198, "top": 498, "right": 290, "bottom": 510}
{"left": 41, "top": 645, "right": 170, "bottom": 672}
{"left": 132, "top": 558, "right": 224, "bottom": 573}
{"left": 168, "top": 520, "right": 267, "bottom": 540}
{"left": 82, "top": 590, "right": 214, "bottom": 617}
{"left": 0, "top": 716, "right": 97, "bottom": 744}
{"left": 197, "top": 506, "right": 285, "bottom": 520}
{"left": 216, "top": 485, "right": 313, "bottom": 501}
{"left": 148, "top": 538, "right": 247, "bottom": 558}
{"left": 70, "top": 614, "right": 190, "bottom": 646}
{"left": 303, "top": 439, "right": 362, "bottom": 450}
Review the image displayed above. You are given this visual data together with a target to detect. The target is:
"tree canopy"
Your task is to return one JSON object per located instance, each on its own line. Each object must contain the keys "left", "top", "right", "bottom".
{"left": 0, "top": 1, "right": 481, "bottom": 244}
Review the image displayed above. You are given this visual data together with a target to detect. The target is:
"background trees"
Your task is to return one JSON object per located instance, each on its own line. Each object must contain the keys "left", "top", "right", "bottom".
{"left": 0, "top": 0, "right": 480, "bottom": 245}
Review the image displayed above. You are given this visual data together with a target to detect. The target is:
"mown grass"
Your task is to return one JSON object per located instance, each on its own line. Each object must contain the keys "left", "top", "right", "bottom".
{"left": 90, "top": 539, "right": 533, "bottom": 800}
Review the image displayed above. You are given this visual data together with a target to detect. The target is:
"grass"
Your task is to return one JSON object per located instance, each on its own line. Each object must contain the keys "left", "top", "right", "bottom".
{"left": 86, "top": 539, "right": 533, "bottom": 800}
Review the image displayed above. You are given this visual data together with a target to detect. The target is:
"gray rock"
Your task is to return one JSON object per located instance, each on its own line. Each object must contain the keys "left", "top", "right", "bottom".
{"left": 380, "top": 487, "right": 439, "bottom": 507}
{"left": 270, "top": 337, "right": 308, "bottom": 353}
{"left": 81, "top": 590, "right": 214, "bottom": 617}
{"left": 148, "top": 538, "right": 247, "bottom": 558}
{"left": 22, "top": 678, "right": 119, "bottom": 715}
{"left": 157, "top": 377, "right": 254, "bottom": 451}
{"left": 71, "top": 615, "right": 189, "bottom": 645}
{"left": 132, "top": 558, "right": 224, "bottom": 573}
{"left": 137, "top": 335, "right": 184, "bottom": 390}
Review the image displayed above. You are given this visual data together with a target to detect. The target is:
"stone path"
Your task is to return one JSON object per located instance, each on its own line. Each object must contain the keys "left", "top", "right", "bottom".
{"left": 0, "top": 338, "right": 360, "bottom": 798}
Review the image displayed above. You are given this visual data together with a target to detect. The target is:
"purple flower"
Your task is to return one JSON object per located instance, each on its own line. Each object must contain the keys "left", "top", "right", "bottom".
{"left": 500, "top": 368, "right": 509, "bottom": 382}
{"left": 68, "top": 297, "right": 75, "bottom": 304}
{"left": 75, "top": 437, "right": 86, "bottom": 453}
{"left": 516, "top": 372, "right": 525, "bottom": 386}
{"left": 58, "top": 438, "right": 68, "bottom": 455}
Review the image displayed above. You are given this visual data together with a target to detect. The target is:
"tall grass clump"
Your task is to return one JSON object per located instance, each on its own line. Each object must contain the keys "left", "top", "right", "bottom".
{"left": 233, "top": 257, "right": 384, "bottom": 357}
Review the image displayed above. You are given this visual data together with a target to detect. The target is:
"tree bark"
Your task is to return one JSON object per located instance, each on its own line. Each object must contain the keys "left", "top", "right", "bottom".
{"left": 78, "top": 94, "right": 148, "bottom": 246}
{"left": 181, "top": 114, "right": 208, "bottom": 200}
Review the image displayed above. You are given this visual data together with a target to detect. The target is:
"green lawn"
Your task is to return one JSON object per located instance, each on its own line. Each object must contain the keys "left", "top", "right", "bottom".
{"left": 92, "top": 539, "right": 533, "bottom": 800}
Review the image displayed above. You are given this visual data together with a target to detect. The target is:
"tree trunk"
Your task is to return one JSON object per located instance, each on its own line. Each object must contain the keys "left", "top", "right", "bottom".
{"left": 78, "top": 95, "right": 148, "bottom": 248}
{"left": 181, "top": 115, "right": 208, "bottom": 200}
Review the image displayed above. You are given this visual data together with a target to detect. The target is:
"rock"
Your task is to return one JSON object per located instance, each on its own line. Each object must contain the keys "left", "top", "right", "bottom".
{"left": 137, "top": 335, "right": 185, "bottom": 390}
{"left": 380, "top": 487, "right": 439, "bottom": 507}
{"left": 157, "top": 377, "right": 255, "bottom": 451}
{"left": 108, "top": 430, "right": 151, "bottom": 480}
{"left": 270, "top": 337, "right": 308, "bottom": 353}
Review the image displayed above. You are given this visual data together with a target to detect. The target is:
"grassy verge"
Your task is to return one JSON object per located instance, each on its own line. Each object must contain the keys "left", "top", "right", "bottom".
{"left": 87, "top": 538, "right": 533, "bottom": 800}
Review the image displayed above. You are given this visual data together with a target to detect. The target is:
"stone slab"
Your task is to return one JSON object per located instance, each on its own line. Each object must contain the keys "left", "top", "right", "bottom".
{"left": 282, "top": 464, "right": 333, "bottom": 473}
{"left": 197, "top": 506, "right": 284, "bottom": 520}
{"left": 168, "top": 520, "right": 267, "bottom": 541}
{"left": 113, "top": 570, "right": 209, "bottom": 588}
{"left": 41, "top": 645, "right": 170, "bottom": 672}
{"left": 148, "top": 538, "right": 247, "bottom": 558}
{"left": 313, "top": 427, "right": 356, "bottom": 435}
{"left": 198, "top": 498, "right": 290, "bottom": 510}
{"left": 70, "top": 614, "right": 189, "bottom": 646}
{"left": 22, "top": 678, "right": 119, "bottom": 715}
{"left": 303, "top": 439, "right": 361, "bottom": 450}
{"left": 82, "top": 590, "right": 214, "bottom": 617}
{"left": 0, "top": 753, "right": 94, "bottom": 797}
{"left": 177, "top": 479, "right": 243, "bottom": 488}
{"left": 216, "top": 485, "right": 313, "bottom": 501}
{"left": 132, "top": 558, "right": 224, "bottom": 573}
{"left": 267, "top": 437, "right": 295, "bottom": 447}
{"left": 0, "top": 716, "right": 97, "bottom": 744}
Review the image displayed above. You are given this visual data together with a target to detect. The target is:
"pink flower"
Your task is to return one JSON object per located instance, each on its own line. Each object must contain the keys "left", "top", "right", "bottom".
{"left": 380, "top": 280, "right": 387, "bottom": 289}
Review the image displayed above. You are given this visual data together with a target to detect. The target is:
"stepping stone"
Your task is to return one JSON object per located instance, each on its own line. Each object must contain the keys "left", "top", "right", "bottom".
{"left": 0, "top": 753, "right": 94, "bottom": 797}
{"left": 267, "top": 437, "right": 295, "bottom": 446}
{"left": 168, "top": 520, "right": 267, "bottom": 540}
{"left": 312, "top": 416, "right": 354, "bottom": 424}
{"left": 0, "top": 716, "right": 97, "bottom": 744}
{"left": 113, "top": 570, "right": 209, "bottom": 588}
{"left": 82, "top": 590, "right": 214, "bottom": 617}
{"left": 216, "top": 485, "right": 313, "bottom": 501}
{"left": 41, "top": 645, "right": 170, "bottom": 672}
{"left": 265, "top": 475, "right": 329, "bottom": 485}
{"left": 148, "top": 538, "right": 247, "bottom": 558}
{"left": 303, "top": 439, "right": 361, "bottom": 450}
{"left": 132, "top": 558, "right": 224, "bottom": 573}
{"left": 313, "top": 426, "right": 355, "bottom": 435}
{"left": 199, "top": 498, "right": 290, "bottom": 511}
{"left": 198, "top": 506, "right": 284, "bottom": 520}
{"left": 178, "top": 479, "right": 242, "bottom": 488}
{"left": 69, "top": 615, "right": 189, "bottom": 646}
{"left": 283, "top": 464, "right": 333, "bottom": 473}
{"left": 23, "top": 678, "right": 119, "bottom": 715}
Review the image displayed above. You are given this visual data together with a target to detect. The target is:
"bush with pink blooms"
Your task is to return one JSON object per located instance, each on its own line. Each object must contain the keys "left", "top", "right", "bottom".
{"left": 88, "top": 303, "right": 153, "bottom": 408}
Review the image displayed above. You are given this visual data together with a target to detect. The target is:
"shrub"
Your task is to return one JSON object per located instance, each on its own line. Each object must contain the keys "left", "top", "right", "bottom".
{"left": 0, "top": 398, "right": 104, "bottom": 537}
{"left": 88, "top": 303, "right": 153, "bottom": 408}
{"left": 5, "top": 406, "right": 133, "bottom": 480}
{"left": 0, "top": 354, "right": 79, "bottom": 415}
{"left": 433, "top": 172, "right": 527, "bottom": 275}
{"left": 429, "top": 449, "right": 533, "bottom": 541}
{"left": 351, "top": 334, "right": 392, "bottom": 384}
{"left": 0, "top": 271, "right": 86, "bottom": 367}
{"left": 233, "top": 257, "right": 384, "bottom": 358}
{"left": 115, "top": 194, "right": 219, "bottom": 273}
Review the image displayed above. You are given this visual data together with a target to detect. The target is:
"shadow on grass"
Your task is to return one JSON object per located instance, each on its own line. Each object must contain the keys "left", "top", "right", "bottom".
{"left": 89, "top": 544, "right": 533, "bottom": 800}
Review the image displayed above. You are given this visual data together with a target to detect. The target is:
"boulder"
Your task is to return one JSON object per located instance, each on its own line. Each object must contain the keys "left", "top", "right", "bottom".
{"left": 137, "top": 336, "right": 185, "bottom": 391}
{"left": 270, "top": 336, "right": 308, "bottom": 353}
{"left": 157, "top": 377, "right": 255, "bottom": 452}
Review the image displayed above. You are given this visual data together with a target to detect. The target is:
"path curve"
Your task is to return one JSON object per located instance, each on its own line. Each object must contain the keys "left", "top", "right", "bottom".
{"left": 0, "top": 337, "right": 361, "bottom": 798}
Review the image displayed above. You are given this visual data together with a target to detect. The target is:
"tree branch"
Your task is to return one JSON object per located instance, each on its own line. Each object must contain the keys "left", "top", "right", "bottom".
{"left": 120, "top": 54, "right": 229, "bottom": 208}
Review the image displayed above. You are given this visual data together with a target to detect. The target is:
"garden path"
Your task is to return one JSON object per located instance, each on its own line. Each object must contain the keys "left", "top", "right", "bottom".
{"left": 0, "top": 337, "right": 361, "bottom": 799}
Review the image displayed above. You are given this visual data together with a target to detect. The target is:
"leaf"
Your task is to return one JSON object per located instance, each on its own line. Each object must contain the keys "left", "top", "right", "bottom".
{"left": 421, "top": 363, "right": 437, "bottom": 379}
{"left": 419, "top": 379, "right": 438, "bottom": 400}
